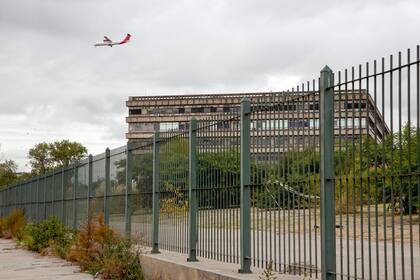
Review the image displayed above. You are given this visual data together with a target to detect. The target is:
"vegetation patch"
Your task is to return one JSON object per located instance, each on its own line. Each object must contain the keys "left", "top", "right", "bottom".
{"left": 1, "top": 211, "right": 143, "bottom": 280}
{"left": 0, "top": 209, "right": 26, "bottom": 239}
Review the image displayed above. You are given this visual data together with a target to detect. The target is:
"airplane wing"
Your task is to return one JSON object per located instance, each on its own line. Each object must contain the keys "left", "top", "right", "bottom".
{"left": 103, "top": 36, "right": 112, "bottom": 43}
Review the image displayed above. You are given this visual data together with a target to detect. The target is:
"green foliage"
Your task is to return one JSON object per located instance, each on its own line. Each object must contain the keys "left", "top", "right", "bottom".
{"left": 0, "top": 159, "right": 18, "bottom": 188}
{"left": 28, "top": 142, "right": 52, "bottom": 174}
{"left": 28, "top": 140, "right": 87, "bottom": 174}
{"left": 101, "top": 238, "right": 144, "bottom": 280}
{"left": 49, "top": 140, "right": 88, "bottom": 166}
{"left": 21, "top": 216, "right": 73, "bottom": 255}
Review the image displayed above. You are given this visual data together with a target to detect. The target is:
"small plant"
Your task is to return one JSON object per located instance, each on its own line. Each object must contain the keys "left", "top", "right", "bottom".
{"left": 18, "top": 216, "right": 75, "bottom": 258}
{"left": 101, "top": 238, "right": 144, "bottom": 280}
{"left": 2, "top": 209, "right": 26, "bottom": 238}
{"left": 67, "top": 214, "right": 116, "bottom": 274}
{"left": 259, "top": 260, "right": 277, "bottom": 280}
{"left": 0, "top": 217, "right": 6, "bottom": 238}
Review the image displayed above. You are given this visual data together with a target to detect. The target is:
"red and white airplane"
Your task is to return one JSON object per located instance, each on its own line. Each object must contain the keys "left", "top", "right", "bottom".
{"left": 94, "top": 33, "right": 131, "bottom": 47}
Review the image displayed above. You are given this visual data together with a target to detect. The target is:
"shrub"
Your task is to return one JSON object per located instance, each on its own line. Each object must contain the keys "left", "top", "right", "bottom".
{"left": 3, "top": 209, "right": 26, "bottom": 238}
{"left": 21, "top": 216, "right": 74, "bottom": 257}
{"left": 0, "top": 217, "right": 6, "bottom": 238}
{"left": 101, "top": 238, "right": 143, "bottom": 280}
{"left": 67, "top": 214, "right": 116, "bottom": 274}
{"left": 68, "top": 214, "right": 143, "bottom": 279}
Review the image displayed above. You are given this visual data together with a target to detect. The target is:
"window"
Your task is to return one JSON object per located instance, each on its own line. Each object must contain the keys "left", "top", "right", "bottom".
{"left": 346, "top": 101, "right": 366, "bottom": 110}
{"left": 223, "top": 107, "right": 230, "bottom": 113}
{"left": 129, "top": 109, "right": 142, "bottom": 115}
{"left": 160, "top": 122, "right": 179, "bottom": 131}
{"left": 179, "top": 123, "right": 190, "bottom": 130}
{"left": 288, "top": 120, "right": 310, "bottom": 128}
{"left": 217, "top": 122, "right": 229, "bottom": 129}
{"left": 128, "top": 123, "right": 153, "bottom": 132}
{"left": 309, "top": 119, "right": 319, "bottom": 128}
{"left": 309, "top": 102, "right": 319, "bottom": 110}
{"left": 210, "top": 107, "right": 217, "bottom": 113}
{"left": 178, "top": 108, "right": 185, "bottom": 113}
{"left": 191, "top": 107, "right": 204, "bottom": 113}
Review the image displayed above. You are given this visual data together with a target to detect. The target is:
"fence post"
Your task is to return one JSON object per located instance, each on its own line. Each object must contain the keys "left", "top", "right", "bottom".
{"left": 35, "top": 177, "right": 39, "bottom": 222}
{"left": 73, "top": 163, "right": 78, "bottom": 229}
{"left": 104, "top": 148, "right": 111, "bottom": 225}
{"left": 53, "top": 172, "right": 57, "bottom": 217}
{"left": 28, "top": 180, "right": 32, "bottom": 220}
{"left": 320, "top": 65, "right": 336, "bottom": 280}
{"left": 125, "top": 142, "right": 133, "bottom": 238}
{"left": 43, "top": 174, "right": 47, "bottom": 220}
{"left": 151, "top": 131, "right": 160, "bottom": 253}
{"left": 88, "top": 154, "right": 93, "bottom": 223}
{"left": 188, "top": 117, "right": 198, "bottom": 262}
{"left": 239, "top": 97, "right": 252, "bottom": 273}
{"left": 61, "top": 166, "right": 65, "bottom": 223}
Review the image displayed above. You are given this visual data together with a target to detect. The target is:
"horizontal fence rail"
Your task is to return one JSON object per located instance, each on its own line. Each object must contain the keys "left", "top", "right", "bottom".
{"left": 1, "top": 45, "right": 419, "bottom": 280}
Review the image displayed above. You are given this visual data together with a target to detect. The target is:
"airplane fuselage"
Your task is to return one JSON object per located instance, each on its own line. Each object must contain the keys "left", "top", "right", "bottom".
{"left": 94, "top": 42, "right": 121, "bottom": 47}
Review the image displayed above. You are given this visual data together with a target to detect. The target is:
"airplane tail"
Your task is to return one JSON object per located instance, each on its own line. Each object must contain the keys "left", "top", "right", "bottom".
{"left": 120, "top": 33, "right": 131, "bottom": 44}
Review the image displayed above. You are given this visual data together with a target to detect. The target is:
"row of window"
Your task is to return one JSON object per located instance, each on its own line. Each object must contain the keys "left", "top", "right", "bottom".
{"left": 128, "top": 118, "right": 367, "bottom": 133}
{"left": 129, "top": 106, "right": 240, "bottom": 115}
{"left": 129, "top": 101, "right": 371, "bottom": 116}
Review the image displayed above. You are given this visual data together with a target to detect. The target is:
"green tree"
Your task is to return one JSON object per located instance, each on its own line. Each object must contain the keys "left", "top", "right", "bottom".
{"left": 28, "top": 142, "right": 52, "bottom": 174}
{"left": 28, "top": 140, "right": 87, "bottom": 174}
{"left": 49, "top": 140, "right": 87, "bottom": 166}
{"left": 0, "top": 159, "right": 18, "bottom": 187}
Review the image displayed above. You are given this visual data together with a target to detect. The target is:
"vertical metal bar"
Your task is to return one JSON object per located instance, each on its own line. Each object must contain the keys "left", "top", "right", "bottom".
{"left": 43, "top": 174, "right": 47, "bottom": 220}
{"left": 104, "top": 148, "right": 111, "bottom": 225}
{"left": 320, "top": 66, "right": 336, "bottom": 280}
{"left": 73, "top": 163, "right": 78, "bottom": 230}
{"left": 188, "top": 117, "right": 198, "bottom": 261}
{"left": 239, "top": 97, "right": 252, "bottom": 273}
{"left": 87, "top": 154, "right": 93, "bottom": 223}
{"left": 125, "top": 142, "right": 133, "bottom": 238}
{"left": 61, "top": 166, "right": 65, "bottom": 223}
{"left": 152, "top": 132, "right": 160, "bottom": 253}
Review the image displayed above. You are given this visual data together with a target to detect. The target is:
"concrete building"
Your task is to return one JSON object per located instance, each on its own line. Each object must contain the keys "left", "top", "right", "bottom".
{"left": 125, "top": 91, "right": 388, "bottom": 146}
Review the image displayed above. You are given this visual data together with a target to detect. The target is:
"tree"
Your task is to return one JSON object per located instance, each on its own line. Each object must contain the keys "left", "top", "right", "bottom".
{"left": 49, "top": 140, "right": 87, "bottom": 166}
{"left": 28, "top": 142, "right": 52, "bottom": 174}
{"left": 0, "top": 159, "right": 18, "bottom": 187}
{"left": 28, "top": 140, "right": 87, "bottom": 174}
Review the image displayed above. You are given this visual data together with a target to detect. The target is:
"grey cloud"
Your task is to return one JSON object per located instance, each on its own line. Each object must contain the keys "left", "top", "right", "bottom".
{"left": 0, "top": 0, "right": 420, "bottom": 171}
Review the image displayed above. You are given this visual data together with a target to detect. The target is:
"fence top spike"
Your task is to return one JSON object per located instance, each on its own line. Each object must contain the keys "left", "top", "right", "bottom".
{"left": 321, "top": 65, "right": 333, "bottom": 73}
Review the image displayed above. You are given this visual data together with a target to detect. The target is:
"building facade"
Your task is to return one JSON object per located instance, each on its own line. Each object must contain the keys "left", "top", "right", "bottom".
{"left": 126, "top": 91, "right": 388, "bottom": 146}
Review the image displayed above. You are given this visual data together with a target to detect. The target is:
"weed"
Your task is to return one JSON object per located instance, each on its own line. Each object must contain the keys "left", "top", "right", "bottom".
{"left": 67, "top": 214, "right": 116, "bottom": 274}
{"left": 259, "top": 260, "right": 277, "bottom": 280}
{"left": 1, "top": 209, "right": 26, "bottom": 238}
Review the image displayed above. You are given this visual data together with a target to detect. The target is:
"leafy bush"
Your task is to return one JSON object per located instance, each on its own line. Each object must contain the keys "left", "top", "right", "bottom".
{"left": 20, "top": 216, "right": 74, "bottom": 257}
{"left": 101, "top": 238, "right": 143, "bottom": 280}
{"left": 1, "top": 211, "right": 143, "bottom": 280}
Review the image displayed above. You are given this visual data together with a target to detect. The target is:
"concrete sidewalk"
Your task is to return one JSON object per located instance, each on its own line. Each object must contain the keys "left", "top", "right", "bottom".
{"left": 0, "top": 239, "right": 93, "bottom": 280}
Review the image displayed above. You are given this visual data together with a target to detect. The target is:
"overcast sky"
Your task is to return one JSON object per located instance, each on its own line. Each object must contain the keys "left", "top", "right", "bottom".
{"left": 1, "top": 0, "right": 420, "bottom": 171}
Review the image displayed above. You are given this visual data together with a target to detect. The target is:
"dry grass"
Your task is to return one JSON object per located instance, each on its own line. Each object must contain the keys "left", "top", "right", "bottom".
{"left": 0, "top": 209, "right": 26, "bottom": 239}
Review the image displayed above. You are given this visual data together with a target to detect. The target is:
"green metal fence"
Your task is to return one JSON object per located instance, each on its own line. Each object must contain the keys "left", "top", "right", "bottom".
{"left": 1, "top": 45, "right": 419, "bottom": 280}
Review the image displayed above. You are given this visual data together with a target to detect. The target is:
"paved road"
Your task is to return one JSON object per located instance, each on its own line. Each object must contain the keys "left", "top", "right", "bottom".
{"left": 111, "top": 220, "right": 420, "bottom": 280}
{"left": 0, "top": 239, "right": 93, "bottom": 280}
